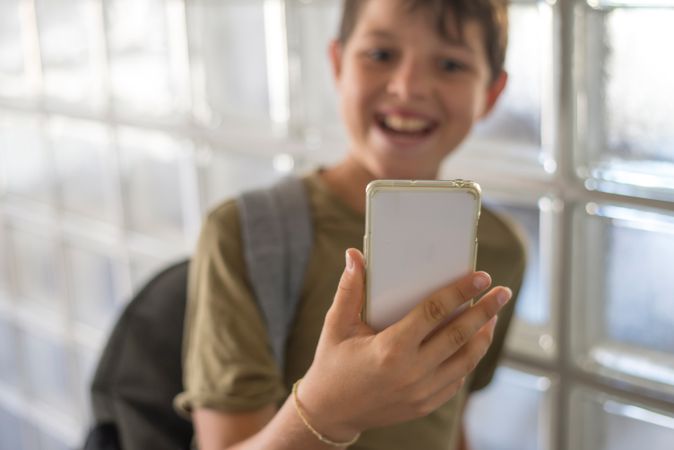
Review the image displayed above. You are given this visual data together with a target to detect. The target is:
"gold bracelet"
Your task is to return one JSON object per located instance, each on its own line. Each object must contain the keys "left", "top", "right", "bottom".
{"left": 292, "top": 378, "right": 361, "bottom": 448}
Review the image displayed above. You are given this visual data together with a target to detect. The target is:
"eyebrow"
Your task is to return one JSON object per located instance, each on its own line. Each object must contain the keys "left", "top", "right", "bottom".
{"left": 363, "top": 30, "right": 396, "bottom": 40}
{"left": 364, "top": 29, "right": 475, "bottom": 54}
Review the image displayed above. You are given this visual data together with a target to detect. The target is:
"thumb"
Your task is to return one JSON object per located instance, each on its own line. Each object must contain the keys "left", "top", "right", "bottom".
{"left": 326, "top": 248, "right": 366, "bottom": 333}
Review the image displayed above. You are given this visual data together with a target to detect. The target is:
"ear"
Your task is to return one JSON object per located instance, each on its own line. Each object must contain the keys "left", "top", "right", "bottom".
{"left": 329, "top": 39, "right": 344, "bottom": 85}
{"left": 480, "top": 70, "right": 508, "bottom": 118}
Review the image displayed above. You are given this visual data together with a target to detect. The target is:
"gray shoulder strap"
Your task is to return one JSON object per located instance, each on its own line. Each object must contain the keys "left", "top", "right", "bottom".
{"left": 236, "top": 176, "right": 313, "bottom": 372}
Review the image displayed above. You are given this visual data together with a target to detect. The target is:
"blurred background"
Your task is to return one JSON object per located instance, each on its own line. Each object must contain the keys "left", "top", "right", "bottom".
{"left": 0, "top": 0, "right": 673, "bottom": 449}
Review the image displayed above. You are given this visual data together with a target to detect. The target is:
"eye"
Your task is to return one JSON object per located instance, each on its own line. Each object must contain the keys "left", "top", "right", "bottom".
{"left": 368, "top": 48, "right": 394, "bottom": 62}
{"left": 440, "top": 58, "right": 465, "bottom": 73}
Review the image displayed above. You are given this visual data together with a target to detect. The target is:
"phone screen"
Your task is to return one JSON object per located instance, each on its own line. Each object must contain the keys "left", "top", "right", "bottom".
{"left": 364, "top": 180, "right": 481, "bottom": 331}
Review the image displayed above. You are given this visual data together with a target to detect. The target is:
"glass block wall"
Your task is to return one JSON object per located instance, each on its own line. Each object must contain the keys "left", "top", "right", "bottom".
{"left": 0, "top": 0, "right": 673, "bottom": 449}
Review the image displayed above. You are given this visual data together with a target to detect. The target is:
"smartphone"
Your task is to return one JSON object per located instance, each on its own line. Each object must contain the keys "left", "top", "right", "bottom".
{"left": 363, "top": 179, "right": 481, "bottom": 332}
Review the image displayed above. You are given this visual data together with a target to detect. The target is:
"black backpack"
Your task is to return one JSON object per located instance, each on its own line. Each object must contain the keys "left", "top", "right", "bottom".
{"left": 84, "top": 176, "right": 313, "bottom": 450}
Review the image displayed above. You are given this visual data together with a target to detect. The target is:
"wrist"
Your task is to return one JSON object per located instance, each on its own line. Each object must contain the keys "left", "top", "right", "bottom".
{"left": 294, "top": 376, "right": 362, "bottom": 444}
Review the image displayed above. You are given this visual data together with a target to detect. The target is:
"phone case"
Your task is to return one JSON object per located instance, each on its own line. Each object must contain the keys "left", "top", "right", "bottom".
{"left": 363, "top": 179, "right": 481, "bottom": 331}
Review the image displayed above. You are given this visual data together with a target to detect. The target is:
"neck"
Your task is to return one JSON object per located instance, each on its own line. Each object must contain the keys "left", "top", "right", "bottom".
{"left": 320, "top": 156, "right": 375, "bottom": 214}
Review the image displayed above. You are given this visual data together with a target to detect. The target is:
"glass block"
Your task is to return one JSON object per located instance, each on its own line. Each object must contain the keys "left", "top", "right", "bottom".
{"left": 38, "top": 428, "right": 74, "bottom": 450}
{"left": 106, "top": 0, "right": 186, "bottom": 116}
{"left": 117, "top": 127, "right": 191, "bottom": 241}
{"left": 10, "top": 225, "right": 64, "bottom": 315}
{"left": 35, "top": 0, "right": 104, "bottom": 108}
{"left": 187, "top": 0, "right": 271, "bottom": 128}
{"left": 0, "top": 317, "right": 20, "bottom": 389}
{"left": 288, "top": 0, "right": 344, "bottom": 145}
{"left": 579, "top": 7, "right": 674, "bottom": 199}
{"left": 570, "top": 388, "right": 674, "bottom": 450}
{"left": 22, "top": 329, "right": 77, "bottom": 417}
{"left": 0, "top": 223, "right": 10, "bottom": 299}
{"left": 572, "top": 203, "right": 674, "bottom": 391}
{"left": 0, "top": 115, "right": 52, "bottom": 204}
{"left": 0, "top": 404, "right": 28, "bottom": 450}
{"left": 199, "top": 148, "right": 284, "bottom": 212}
{"left": 0, "top": 0, "right": 28, "bottom": 98}
{"left": 64, "top": 242, "right": 124, "bottom": 331}
{"left": 50, "top": 117, "right": 118, "bottom": 224}
{"left": 75, "top": 345, "right": 100, "bottom": 422}
{"left": 470, "top": 2, "right": 549, "bottom": 154}
{"left": 466, "top": 366, "right": 553, "bottom": 450}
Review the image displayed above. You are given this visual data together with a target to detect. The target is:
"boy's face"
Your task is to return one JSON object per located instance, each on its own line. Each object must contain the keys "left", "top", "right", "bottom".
{"left": 330, "top": 0, "right": 507, "bottom": 180}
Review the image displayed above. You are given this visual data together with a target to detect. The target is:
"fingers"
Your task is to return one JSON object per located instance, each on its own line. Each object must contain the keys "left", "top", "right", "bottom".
{"left": 420, "top": 286, "right": 511, "bottom": 366}
{"left": 385, "top": 271, "right": 493, "bottom": 345}
{"left": 324, "top": 249, "right": 366, "bottom": 337}
{"left": 432, "top": 314, "right": 498, "bottom": 389}
{"left": 421, "top": 378, "right": 467, "bottom": 416}
{"left": 417, "top": 316, "right": 498, "bottom": 413}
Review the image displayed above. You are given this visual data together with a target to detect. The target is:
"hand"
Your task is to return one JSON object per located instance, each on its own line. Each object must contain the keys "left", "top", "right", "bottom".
{"left": 297, "top": 248, "right": 512, "bottom": 441}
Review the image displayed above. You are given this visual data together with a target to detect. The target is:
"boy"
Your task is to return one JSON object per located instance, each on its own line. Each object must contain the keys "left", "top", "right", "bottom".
{"left": 176, "top": 0, "right": 525, "bottom": 449}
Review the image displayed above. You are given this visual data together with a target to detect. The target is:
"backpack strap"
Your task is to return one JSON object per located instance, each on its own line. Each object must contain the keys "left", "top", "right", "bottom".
{"left": 237, "top": 176, "right": 313, "bottom": 373}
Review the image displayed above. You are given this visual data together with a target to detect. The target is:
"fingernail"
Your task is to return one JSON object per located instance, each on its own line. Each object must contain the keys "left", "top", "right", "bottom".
{"left": 497, "top": 288, "right": 512, "bottom": 306}
{"left": 473, "top": 273, "right": 489, "bottom": 289}
{"left": 345, "top": 250, "right": 354, "bottom": 272}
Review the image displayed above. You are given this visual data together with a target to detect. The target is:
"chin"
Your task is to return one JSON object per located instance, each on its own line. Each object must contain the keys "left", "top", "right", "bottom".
{"left": 371, "top": 162, "right": 432, "bottom": 181}
{"left": 367, "top": 146, "right": 443, "bottom": 180}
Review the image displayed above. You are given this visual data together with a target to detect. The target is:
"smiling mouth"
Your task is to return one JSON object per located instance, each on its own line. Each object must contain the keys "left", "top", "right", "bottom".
{"left": 375, "top": 113, "right": 436, "bottom": 137}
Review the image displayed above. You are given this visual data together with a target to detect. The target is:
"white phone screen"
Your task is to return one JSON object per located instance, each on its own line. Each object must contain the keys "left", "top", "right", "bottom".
{"left": 364, "top": 181, "right": 480, "bottom": 331}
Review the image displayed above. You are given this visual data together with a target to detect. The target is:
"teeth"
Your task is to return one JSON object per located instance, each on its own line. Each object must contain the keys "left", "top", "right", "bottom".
{"left": 383, "top": 115, "right": 430, "bottom": 132}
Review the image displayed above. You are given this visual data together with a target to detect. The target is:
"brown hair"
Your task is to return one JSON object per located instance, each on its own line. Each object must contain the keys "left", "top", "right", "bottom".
{"left": 337, "top": 0, "right": 509, "bottom": 82}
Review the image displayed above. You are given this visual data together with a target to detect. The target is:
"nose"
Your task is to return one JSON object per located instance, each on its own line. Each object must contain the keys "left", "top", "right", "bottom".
{"left": 386, "top": 57, "right": 432, "bottom": 101}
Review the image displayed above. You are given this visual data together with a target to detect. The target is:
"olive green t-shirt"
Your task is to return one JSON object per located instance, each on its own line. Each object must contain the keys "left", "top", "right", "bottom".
{"left": 175, "top": 171, "right": 526, "bottom": 450}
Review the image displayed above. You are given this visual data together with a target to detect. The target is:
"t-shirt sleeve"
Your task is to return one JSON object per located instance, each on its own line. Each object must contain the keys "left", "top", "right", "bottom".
{"left": 174, "top": 200, "right": 286, "bottom": 417}
{"left": 469, "top": 208, "right": 527, "bottom": 392}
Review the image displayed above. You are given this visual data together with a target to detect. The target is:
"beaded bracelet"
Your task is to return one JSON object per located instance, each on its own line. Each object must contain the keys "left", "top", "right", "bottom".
{"left": 292, "top": 378, "right": 361, "bottom": 448}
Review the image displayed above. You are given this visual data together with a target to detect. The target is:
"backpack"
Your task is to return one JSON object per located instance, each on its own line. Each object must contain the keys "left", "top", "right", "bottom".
{"left": 84, "top": 176, "right": 313, "bottom": 450}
